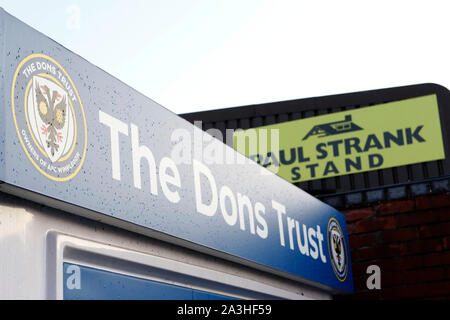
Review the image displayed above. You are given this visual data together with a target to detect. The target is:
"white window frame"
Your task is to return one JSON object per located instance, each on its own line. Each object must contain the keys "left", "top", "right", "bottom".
{"left": 46, "top": 232, "right": 308, "bottom": 300}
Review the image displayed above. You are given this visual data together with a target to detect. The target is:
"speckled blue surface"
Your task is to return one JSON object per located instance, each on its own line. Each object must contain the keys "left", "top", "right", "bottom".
{"left": 63, "top": 263, "right": 236, "bottom": 300}
{"left": 0, "top": 9, "right": 353, "bottom": 293}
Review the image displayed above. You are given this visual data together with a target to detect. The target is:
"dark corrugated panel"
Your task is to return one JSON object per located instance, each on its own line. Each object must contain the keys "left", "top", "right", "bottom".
{"left": 180, "top": 83, "right": 450, "bottom": 207}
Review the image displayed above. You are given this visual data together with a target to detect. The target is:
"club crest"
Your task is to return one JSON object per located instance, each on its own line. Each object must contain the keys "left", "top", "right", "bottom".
{"left": 12, "top": 54, "right": 87, "bottom": 181}
{"left": 30, "top": 75, "right": 73, "bottom": 162}
{"left": 327, "top": 217, "right": 348, "bottom": 282}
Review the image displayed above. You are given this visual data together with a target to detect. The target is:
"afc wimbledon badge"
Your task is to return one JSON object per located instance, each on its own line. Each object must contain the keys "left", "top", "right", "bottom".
{"left": 12, "top": 54, "right": 87, "bottom": 181}
{"left": 31, "top": 75, "right": 72, "bottom": 162}
{"left": 327, "top": 217, "right": 348, "bottom": 282}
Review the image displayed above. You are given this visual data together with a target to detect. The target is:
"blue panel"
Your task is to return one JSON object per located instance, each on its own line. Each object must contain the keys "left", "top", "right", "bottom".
{"left": 63, "top": 263, "right": 235, "bottom": 300}
{"left": 0, "top": 9, "right": 353, "bottom": 292}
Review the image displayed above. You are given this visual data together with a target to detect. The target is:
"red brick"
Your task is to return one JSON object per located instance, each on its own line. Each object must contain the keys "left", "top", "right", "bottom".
{"left": 381, "top": 256, "right": 424, "bottom": 271}
{"left": 376, "top": 200, "right": 415, "bottom": 215}
{"left": 340, "top": 290, "right": 382, "bottom": 300}
{"left": 353, "top": 274, "right": 368, "bottom": 291}
{"left": 416, "top": 193, "right": 450, "bottom": 210}
{"left": 428, "top": 296, "right": 450, "bottom": 300}
{"left": 381, "top": 268, "right": 446, "bottom": 288}
{"left": 354, "top": 219, "right": 375, "bottom": 234}
{"left": 432, "top": 194, "right": 450, "bottom": 208}
{"left": 384, "top": 282, "right": 450, "bottom": 299}
{"left": 419, "top": 222, "right": 450, "bottom": 238}
{"left": 351, "top": 262, "right": 375, "bottom": 276}
{"left": 403, "top": 268, "right": 445, "bottom": 284}
{"left": 443, "top": 236, "right": 450, "bottom": 250}
{"left": 347, "top": 222, "right": 357, "bottom": 235}
{"left": 353, "top": 244, "right": 401, "bottom": 262}
{"left": 349, "top": 233, "right": 377, "bottom": 248}
{"left": 380, "top": 228, "right": 418, "bottom": 243}
{"left": 438, "top": 207, "right": 450, "bottom": 221}
{"left": 355, "top": 216, "right": 396, "bottom": 234}
{"left": 343, "top": 207, "right": 374, "bottom": 222}
{"left": 400, "top": 238, "right": 443, "bottom": 256}
{"left": 381, "top": 272, "right": 402, "bottom": 287}
{"left": 382, "top": 284, "right": 426, "bottom": 299}
{"left": 352, "top": 247, "right": 377, "bottom": 262}
{"left": 416, "top": 196, "right": 432, "bottom": 210}
{"left": 380, "top": 216, "right": 396, "bottom": 229}
{"left": 424, "top": 280, "right": 450, "bottom": 297}
{"left": 397, "top": 210, "right": 439, "bottom": 227}
{"left": 352, "top": 275, "right": 368, "bottom": 290}
{"left": 423, "top": 252, "right": 450, "bottom": 267}
{"left": 381, "top": 268, "right": 444, "bottom": 287}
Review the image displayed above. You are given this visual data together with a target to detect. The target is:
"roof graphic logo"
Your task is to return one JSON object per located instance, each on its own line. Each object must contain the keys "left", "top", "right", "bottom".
{"left": 302, "top": 115, "right": 363, "bottom": 140}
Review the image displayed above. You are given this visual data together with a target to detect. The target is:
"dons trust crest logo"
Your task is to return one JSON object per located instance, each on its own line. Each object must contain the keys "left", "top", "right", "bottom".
{"left": 327, "top": 217, "right": 348, "bottom": 282}
{"left": 12, "top": 54, "right": 87, "bottom": 181}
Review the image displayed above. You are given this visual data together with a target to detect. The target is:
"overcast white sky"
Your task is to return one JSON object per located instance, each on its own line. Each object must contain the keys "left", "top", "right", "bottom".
{"left": 1, "top": 0, "right": 450, "bottom": 114}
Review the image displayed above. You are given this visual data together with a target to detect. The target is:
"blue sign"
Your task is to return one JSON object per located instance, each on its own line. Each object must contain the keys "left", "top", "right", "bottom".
{"left": 0, "top": 9, "right": 353, "bottom": 293}
{"left": 63, "top": 263, "right": 235, "bottom": 300}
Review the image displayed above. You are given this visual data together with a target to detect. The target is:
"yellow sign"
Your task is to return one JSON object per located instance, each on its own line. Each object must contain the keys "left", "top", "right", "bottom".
{"left": 233, "top": 95, "right": 445, "bottom": 183}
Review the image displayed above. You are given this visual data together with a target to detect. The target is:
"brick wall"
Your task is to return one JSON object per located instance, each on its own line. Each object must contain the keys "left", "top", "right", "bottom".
{"left": 335, "top": 193, "right": 450, "bottom": 300}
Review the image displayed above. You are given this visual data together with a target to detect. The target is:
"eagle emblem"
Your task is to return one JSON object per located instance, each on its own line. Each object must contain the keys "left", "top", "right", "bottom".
{"left": 28, "top": 75, "right": 75, "bottom": 163}
{"left": 333, "top": 233, "right": 342, "bottom": 267}
{"left": 12, "top": 54, "right": 87, "bottom": 181}
{"left": 327, "top": 218, "right": 348, "bottom": 282}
